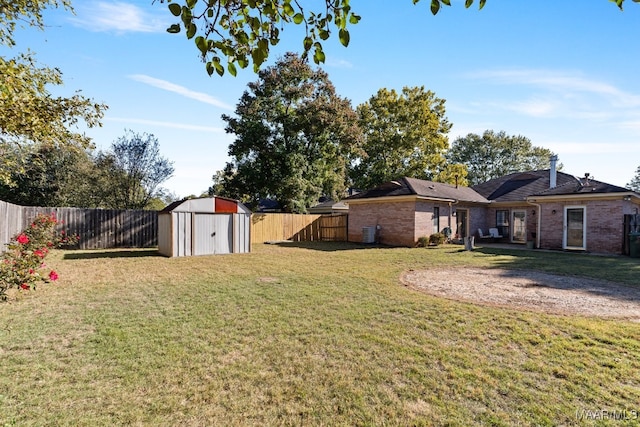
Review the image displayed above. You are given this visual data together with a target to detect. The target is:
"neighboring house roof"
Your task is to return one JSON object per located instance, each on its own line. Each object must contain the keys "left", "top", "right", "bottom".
{"left": 308, "top": 199, "right": 349, "bottom": 214}
{"left": 345, "top": 177, "right": 489, "bottom": 203}
{"left": 472, "top": 170, "right": 576, "bottom": 203}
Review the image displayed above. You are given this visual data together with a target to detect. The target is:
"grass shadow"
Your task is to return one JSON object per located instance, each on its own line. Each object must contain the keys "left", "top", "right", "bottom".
{"left": 472, "top": 246, "right": 640, "bottom": 287}
{"left": 63, "top": 249, "right": 162, "bottom": 260}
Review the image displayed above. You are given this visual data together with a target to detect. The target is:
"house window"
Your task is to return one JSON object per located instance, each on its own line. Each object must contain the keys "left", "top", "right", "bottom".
{"left": 433, "top": 207, "right": 440, "bottom": 234}
{"left": 496, "top": 210, "right": 509, "bottom": 238}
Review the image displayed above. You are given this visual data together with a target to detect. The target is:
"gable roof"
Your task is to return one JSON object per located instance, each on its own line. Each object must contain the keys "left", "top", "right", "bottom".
{"left": 345, "top": 177, "right": 489, "bottom": 203}
{"left": 472, "top": 170, "right": 577, "bottom": 202}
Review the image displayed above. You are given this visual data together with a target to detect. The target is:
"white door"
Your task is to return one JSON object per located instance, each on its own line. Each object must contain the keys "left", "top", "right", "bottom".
{"left": 564, "top": 206, "right": 586, "bottom": 250}
{"left": 511, "top": 210, "right": 526, "bottom": 243}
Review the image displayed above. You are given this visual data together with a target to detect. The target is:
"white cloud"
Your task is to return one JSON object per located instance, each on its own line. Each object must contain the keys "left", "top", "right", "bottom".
{"left": 69, "top": 1, "right": 170, "bottom": 33}
{"left": 470, "top": 68, "right": 640, "bottom": 108}
{"left": 325, "top": 58, "right": 354, "bottom": 69}
{"left": 128, "top": 74, "right": 234, "bottom": 110}
{"left": 106, "top": 117, "right": 225, "bottom": 133}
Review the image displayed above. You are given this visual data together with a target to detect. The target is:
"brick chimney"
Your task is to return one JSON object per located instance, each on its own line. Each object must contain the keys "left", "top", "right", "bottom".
{"left": 549, "top": 155, "right": 558, "bottom": 189}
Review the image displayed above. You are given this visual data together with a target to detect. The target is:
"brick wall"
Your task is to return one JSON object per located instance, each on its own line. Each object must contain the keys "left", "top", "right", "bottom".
{"left": 538, "top": 200, "right": 626, "bottom": 254}
{"left": 348, "top": 200, "right": 477, "bottom": 247}
{"left": 347, "top": 200, "right": 418, "bottom": 246}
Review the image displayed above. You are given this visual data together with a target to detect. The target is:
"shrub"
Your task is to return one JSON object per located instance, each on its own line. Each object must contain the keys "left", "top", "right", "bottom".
{"left": 0, "top": 213, "right": 78, "bottom": 301}
{"left": 416, "top": 236, "right": 429, "bottom": 247}
{"left": 428, "top": 232, "right": 446, "bottom": 246}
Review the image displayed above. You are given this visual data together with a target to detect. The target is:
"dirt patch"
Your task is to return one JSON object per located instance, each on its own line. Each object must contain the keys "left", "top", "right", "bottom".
{"left": 401, "top": 268, "right": 640, "bottom": 321}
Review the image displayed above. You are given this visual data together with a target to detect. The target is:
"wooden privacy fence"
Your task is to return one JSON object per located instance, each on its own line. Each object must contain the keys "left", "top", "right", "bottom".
{"left": 1, "top": 200, "right": 158, "bottom": 250}
{"left": 2, "top": 199, "right": 347, "bottom": 251}
{"left": 251, "top": 213, "right": 347, "bottom": 244}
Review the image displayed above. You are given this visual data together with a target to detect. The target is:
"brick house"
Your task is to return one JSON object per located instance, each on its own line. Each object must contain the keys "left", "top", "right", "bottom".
{"left": 345, "top": 162, "right": 640, "bottom": 255}
{"left": 345, "top": 177, "right": 489, "bottom": 247}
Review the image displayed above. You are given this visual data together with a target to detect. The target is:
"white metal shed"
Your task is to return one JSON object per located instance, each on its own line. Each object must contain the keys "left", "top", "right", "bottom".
{"left": 158, "top": 197, "right": 251, "bottom": 257}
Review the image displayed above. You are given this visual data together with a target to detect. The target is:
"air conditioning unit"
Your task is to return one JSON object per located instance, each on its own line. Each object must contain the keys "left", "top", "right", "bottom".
{"left": 362, "top": 226, "right": 376, "bottom": 244}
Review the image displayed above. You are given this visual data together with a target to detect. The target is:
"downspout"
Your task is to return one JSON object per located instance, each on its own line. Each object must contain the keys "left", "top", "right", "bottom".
{"left": 527, "top": 199, "right": 541, "bottom": 249}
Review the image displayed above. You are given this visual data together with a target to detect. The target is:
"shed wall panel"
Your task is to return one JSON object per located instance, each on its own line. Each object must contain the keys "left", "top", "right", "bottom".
{"left": 157, "top": 214, "right": 173, "bottom": 256}
{"left": 233, "top": 213, "right": 251, "bottom": 253}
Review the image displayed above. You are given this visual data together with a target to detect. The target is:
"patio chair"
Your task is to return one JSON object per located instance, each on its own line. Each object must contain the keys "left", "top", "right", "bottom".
{"left": 489, "top": 228, "right": 503, "bottom": 239}
{"left": 477, "top": 228, "right": 493, "bottom": 240}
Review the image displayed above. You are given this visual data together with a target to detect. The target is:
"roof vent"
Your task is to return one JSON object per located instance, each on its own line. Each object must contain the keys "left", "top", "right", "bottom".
{"left": 583, "top": 173, "right": 591, "bottom": 186}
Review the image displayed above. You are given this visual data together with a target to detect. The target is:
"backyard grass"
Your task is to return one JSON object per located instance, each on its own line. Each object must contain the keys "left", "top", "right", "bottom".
{"left": 1, "top": 242, "right": 640, "bottom": 426}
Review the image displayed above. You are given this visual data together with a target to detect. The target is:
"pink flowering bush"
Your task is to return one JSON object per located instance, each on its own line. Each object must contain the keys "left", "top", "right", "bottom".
{"left": 0, "top": 213, "right": 78, "bottom": 301}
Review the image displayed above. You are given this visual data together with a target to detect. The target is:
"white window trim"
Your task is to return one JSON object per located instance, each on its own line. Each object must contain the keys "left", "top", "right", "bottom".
{"left": 563, "top": 205, "right": 587, "bottom": 250}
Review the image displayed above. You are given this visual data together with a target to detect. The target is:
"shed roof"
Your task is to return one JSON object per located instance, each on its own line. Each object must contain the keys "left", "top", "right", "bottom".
{"left": 160, "top": 197, "right": 251, "bottom": 214}
{"left": 345, "top": 177, "right": 489, "bottom": 203}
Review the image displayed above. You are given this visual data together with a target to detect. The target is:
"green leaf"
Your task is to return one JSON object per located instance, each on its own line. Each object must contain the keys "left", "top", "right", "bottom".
{"left": 465, "top": 0, "right": 474, "bottom": 7}
{"left": 441, "top": 0, "right": 451, "bottom": 5}
{"left": 213, "top": 59, "right": 224, "bottom": 76}
{"left": 228, "top": 62, "right": 237, "bottom": 77}
{"left": 313, "top": 48, "right": 326, "bottom": 64}
{"left": 293, "top": 13, "right": 304, "bottom": 24}
{"left": 206, "top": 61, "right": 214, "bottom": 76}
{"left": 195, "top": 36, "right": 207, "bottom": 54}
{"left": 319, "top": 29, "right": 329, "bottom": 40}
{"left": 349, "top": 13, "right": 361, "bottom": 24}
{"left": 431, "top": 0, "right": 440, "bottom": 15}
{"left": 479, "top": 0, "right": 486, "bottom": 9}
{"left": 186, "top": 22, "right": 197, "bottom": 39}
{"left": 186, "top": 0, "right": 197, "bottom": 8}
{"left": 303, "top": 36, "right": 312, "bottom": 51}
{"left": 283, "top": 3, "right": 295, "bottom": 16}
{"left": 338, "top": 29, "right": 350, "bottom": 47}
{"left": 166, "top": 24, "right": 181, "bottom": 34}
{"left": 168, "top": 3, "right": 181, "bottom": 16}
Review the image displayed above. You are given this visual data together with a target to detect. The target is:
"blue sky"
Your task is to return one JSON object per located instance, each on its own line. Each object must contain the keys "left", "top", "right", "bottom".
{"left": 6, "top": 0, "right": 640, "bottom": 198}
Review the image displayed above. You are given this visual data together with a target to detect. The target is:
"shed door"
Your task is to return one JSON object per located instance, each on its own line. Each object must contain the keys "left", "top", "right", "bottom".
{"left": 194, "top": 214, "right": 233, "bottom": 255}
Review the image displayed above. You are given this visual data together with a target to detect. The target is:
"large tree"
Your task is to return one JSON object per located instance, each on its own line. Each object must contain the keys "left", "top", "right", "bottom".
{"left": 220, "top": 53, "right": 361, "bottom": 212}
{"left": 158, "top": 0, "right": 635, "bottom": 76}
{"left": 0, "top": 145, "right": 99, "bottom": 207}
{"left": 350, "top": 86, "right": 455, "bottom": 190}
{"left": 627, "top": 165, "right": 640, "bottom": 192}
{"left": 96, "top": 130, "right": 175, "bottom": 210}
{"left": 447, "top": 130, "right": 558, "bottom": 186}
{"left": 0, "top": 1, "right": 107, "bottom": 186}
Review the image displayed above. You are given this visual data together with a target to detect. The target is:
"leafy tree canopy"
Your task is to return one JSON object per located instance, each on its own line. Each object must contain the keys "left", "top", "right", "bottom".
{"left": 158, "top": 0, "right": 637, "bottom": 76}
{"left": 627, "top": 165, "right": 640, "bottom": 192}
{"left": 0, "top": 0, "right": 72, "bottom": 47}
{"left": 220, "top": 53, "right": 361, "bottom": 212}
{"left": 95, "top": 130, "right": 175, "bottom": 210}
{"left": 0, "top": 0, "right": 107, "bottom": 186}
{"left": 447, "top": 130, "right": 558, "bottom": 186}
{"left": 351, "top": 86, "right": 456, "bottom": 190}
{"left": 0, "top": 144, "right": 98, "bottom": 207}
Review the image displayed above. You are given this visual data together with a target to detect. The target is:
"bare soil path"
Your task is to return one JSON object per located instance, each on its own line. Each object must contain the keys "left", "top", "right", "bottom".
{"left": 401, "top": 268, "right": 640, "bottom": 321}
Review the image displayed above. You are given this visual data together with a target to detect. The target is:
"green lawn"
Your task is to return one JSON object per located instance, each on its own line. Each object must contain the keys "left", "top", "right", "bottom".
{"left": 1, "top": 242, "right": 640, "bottom": 426}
